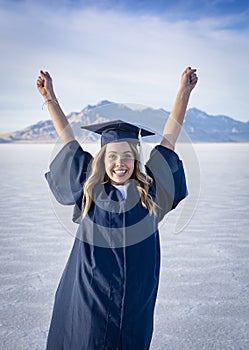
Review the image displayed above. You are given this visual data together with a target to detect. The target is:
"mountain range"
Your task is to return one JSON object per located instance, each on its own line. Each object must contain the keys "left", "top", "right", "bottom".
{"left": 0, "top": 100, "right": 248, "bottom": 143}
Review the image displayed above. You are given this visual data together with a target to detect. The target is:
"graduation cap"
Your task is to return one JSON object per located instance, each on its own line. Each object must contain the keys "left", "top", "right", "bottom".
{"left": 81, "top": 120, "right": 155, "bottom": 175}
{"left": 81, "top": 120, "right": 154, "bottom": 147}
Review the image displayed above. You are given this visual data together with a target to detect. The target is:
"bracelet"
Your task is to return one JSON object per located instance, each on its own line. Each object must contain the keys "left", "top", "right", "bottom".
{"left": 42, "top": 98, "right": 59, "bottom": 110}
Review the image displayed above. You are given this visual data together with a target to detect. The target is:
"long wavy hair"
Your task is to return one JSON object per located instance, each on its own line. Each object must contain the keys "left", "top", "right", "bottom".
{"left": 82, "top": 142, "right": 157, "bottom": 218}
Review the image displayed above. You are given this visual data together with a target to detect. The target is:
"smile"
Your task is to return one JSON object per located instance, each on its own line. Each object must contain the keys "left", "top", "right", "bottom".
{"left": 113, "top": 169, "right": 127, "bottom": 175}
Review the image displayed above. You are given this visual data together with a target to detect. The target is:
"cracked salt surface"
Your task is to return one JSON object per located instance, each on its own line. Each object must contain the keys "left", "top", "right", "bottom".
{"left": 0, "top": 143, "right": 248, "bottom": 350}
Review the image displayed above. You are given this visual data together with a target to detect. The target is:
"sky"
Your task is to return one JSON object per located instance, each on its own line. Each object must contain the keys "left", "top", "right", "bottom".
{"left": 0, "top": 0, "right": 249, "bottom": 132}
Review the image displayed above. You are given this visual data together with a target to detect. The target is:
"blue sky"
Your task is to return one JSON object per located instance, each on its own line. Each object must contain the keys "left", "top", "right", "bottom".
{"left": 0, "top": 0, "right": 249, "bottom": 132}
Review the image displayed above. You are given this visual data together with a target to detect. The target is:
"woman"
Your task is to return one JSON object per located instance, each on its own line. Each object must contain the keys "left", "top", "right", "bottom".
{"left": 37, "top": 67, "right": 198, "bottom": 350}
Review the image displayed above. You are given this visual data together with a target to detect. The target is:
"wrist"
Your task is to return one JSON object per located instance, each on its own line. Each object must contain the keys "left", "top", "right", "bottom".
{"left": 178, "top": 86, "right": 191, "bottom": 100}
{"left": 42, "top": 90, "right": 56, "bottom": 101}
{"left": 42, "top": 95, "right": 59, "bottom": 110}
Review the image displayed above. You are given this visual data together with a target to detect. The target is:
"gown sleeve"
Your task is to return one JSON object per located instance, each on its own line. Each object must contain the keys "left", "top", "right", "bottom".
{"left": 146, "top": 144, "right": 188, "bottom": 220}
{"left": 45, "top": 140, "right": 93, "bottom": 206}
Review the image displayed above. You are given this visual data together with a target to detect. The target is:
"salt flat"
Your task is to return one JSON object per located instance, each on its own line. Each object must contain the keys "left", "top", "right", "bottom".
{"left": 0, "top": 143, "right": 248, "bottom": 349}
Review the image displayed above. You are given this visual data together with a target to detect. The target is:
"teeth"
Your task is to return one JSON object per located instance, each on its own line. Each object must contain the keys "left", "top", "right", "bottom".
{"left": 115, "top": 170, "right": 126, "bottom": 174}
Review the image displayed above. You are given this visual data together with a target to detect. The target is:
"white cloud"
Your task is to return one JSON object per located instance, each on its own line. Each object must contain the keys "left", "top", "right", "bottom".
{"left": 0, "top": 2, "right": 248, "bottom": 132}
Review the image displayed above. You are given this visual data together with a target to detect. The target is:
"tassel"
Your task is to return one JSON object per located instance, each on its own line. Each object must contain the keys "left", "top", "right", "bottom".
{"left": 138, "top": 128, "right": 147, "bottom": 176}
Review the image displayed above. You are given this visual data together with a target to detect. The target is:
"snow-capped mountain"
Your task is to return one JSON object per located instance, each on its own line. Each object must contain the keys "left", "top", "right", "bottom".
{"left": 0, "top": 101, "right": 248, "bottom": 143}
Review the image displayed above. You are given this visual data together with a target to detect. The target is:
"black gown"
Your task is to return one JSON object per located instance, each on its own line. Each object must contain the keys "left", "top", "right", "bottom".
{"left": 45, "top": 140, "right": 187, "bottom": 350}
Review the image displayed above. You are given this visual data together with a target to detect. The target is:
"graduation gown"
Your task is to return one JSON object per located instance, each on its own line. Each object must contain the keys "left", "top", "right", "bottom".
{"left": 45, "top": 140, "right": 187, "bottom": 350}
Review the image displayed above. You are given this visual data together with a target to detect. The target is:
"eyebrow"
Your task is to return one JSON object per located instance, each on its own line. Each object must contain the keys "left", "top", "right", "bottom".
{"left": 107, "top": 151, "right": 133, "bottom": 154}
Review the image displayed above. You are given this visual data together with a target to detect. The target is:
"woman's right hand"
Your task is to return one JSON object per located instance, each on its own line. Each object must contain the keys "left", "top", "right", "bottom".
{"left": 36, "top": 70, "right": 55, "bottom": 99}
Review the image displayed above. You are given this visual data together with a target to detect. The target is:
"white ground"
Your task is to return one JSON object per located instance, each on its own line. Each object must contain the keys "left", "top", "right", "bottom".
{"left": 0, "top": 143, "right": 248, "bottom": 350}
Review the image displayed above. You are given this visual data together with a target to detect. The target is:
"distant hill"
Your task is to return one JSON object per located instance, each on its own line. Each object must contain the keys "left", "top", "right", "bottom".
{"left": 0, "top": 100, "right": 248, "bottom": 143}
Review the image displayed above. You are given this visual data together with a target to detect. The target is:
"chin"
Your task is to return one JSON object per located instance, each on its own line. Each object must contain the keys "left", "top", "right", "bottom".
{"left": 111, "top": 176, "right": 131, "bottom": 185}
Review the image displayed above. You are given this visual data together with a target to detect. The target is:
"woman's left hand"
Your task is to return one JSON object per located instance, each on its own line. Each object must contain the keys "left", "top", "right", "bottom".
{"left": 180, "top": 67, "right": 198, "bottom": 93}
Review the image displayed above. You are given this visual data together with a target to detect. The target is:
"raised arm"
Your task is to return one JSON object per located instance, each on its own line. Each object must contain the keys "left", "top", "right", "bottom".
{"left": 161, "top": 67, "right": 198, "bottom": 150}
{"left": 36, "top": 71, "right": 75, "bottom": 145}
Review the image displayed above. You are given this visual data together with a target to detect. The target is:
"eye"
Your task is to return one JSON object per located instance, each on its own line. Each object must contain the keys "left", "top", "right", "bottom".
{"left": 123, "top": 154, "right": 133, "bottom": 160}
{"left": 108, "top": 154, "right": 117, "bottom": 160}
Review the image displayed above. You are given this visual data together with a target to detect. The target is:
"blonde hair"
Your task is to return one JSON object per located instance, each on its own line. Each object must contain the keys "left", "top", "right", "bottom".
{"left": 82, "top": 142, "right": 157, "bottom": 218}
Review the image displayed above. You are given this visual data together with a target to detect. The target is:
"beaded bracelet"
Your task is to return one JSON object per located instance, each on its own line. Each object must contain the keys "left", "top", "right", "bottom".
{"left": 42, "top": 98, "right": 59, "bottom": 110}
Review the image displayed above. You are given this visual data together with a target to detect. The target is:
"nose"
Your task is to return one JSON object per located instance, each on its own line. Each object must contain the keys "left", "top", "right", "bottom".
{"left": 115, "top": 156, "right": 124, "bottom": 165}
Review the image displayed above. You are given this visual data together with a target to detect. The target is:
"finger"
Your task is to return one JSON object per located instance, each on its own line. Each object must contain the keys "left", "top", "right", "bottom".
{"left": 184, "top": 67, "right": 192, "bottom": 73}
{"left": 36, "top": 77, "right": 45, "bottom": 87}
{"left": 186, "top": 70, "right": 197, "bottom": 85}
{"left": 185, "top": 67, "right": 197, "bottom": 73}
{"left": 40, "top": 70, "right": 50, "bottom": 77}
{"left": 189, "top": 75, "right": 198, "bottom": 85}
{"left": 36, "top": 77, "right": 44, "bottom": 84}
{"left": 190, "top": 72, "right": 197, "bottom": 78}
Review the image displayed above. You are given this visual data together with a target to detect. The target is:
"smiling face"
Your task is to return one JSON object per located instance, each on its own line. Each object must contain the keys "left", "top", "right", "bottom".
{"left": 104, "top": 141, "right": 135, "bottom": 185}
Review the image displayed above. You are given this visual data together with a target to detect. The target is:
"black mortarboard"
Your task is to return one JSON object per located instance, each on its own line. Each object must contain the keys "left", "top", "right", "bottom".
{"left": 81, "top": 120, "right": 155, "bottom": 147}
